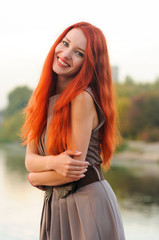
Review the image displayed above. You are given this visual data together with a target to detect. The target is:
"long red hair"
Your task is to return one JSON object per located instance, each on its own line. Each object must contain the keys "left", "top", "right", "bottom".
{"left": 21, "top": 22, "right": 119, "bottom": 169}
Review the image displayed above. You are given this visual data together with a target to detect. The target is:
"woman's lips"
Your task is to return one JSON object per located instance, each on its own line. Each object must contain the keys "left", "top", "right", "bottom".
{"left": 57, "top": 57, "right": 70, "bottom": 68}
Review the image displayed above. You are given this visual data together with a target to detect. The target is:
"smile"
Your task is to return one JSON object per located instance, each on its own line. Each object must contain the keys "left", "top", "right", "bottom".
{"left": 57, "top": 57, "right": 70, "bottom": 68}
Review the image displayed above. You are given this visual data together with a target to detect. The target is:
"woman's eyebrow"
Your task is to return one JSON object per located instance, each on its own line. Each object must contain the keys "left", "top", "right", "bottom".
{"left": 78, "top": 47, "right": 85, "bottom": 53}
{"left": 65, "top": 37, "right": 85, "bottom": 52}
{"left": 65, "top": 37, "right": 71, "bottom": 43}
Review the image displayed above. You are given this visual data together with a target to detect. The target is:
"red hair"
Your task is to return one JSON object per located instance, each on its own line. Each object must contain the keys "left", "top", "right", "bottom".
{"left": 21, "top": 22, "right": 119, "bottom": 169}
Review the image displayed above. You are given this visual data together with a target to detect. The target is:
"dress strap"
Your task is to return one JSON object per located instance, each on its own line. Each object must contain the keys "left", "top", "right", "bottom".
{"left": 84, "top": 87, "right": 105, "bottom": 133}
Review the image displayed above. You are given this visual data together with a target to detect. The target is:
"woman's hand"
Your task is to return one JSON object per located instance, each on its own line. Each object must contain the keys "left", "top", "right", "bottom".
{"left": 52, "top": 150, "right": 89, "bottom": 180}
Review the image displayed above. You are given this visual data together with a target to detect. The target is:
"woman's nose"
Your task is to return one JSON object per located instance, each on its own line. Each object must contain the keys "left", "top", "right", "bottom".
{"left": 62, "top": 48, "right": 72, "bottom": 60}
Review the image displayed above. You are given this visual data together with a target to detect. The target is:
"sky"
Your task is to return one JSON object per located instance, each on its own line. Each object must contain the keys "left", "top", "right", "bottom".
{"left": 0, "top": 0, "right": 159, "bottom": 109}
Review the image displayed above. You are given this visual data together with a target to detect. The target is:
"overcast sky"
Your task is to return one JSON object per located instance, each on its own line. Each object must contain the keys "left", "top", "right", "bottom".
{"left": 0, "top": 0, "right": 159, "bottom": 109}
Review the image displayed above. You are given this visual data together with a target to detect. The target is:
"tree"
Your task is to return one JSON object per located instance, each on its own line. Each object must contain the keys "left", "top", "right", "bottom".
{"left": 0, "top": 86, "right": 32, "bottom": 142}
{"left": 124, "top": 75, "right": 134, "bottom": 85}
{"left": 154, "top": 77, "right": 159, "bottom": 88}
{"left": 121, "top": 92, "right": 159, "bottom": 141}
{"left": 5, "top": 86, "right": 32, "bottom": 117}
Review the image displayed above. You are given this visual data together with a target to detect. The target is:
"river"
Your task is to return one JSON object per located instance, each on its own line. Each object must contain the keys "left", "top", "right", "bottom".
{"left": 0, "top": 143, "right": 159, "bottom": 240}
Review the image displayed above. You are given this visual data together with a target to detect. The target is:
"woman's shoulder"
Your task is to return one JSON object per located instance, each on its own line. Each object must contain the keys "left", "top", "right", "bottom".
{"left": 72, "top": 88, "right": 94, "bottom": 109}
{"left": 71, "top": 88, "right": 95, "bottom": 119}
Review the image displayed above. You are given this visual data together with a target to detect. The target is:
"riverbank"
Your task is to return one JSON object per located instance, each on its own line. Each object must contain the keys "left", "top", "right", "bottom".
{"left": 114, "top": 140, "right": 159, "bottom": 164}
{"left": 1, "top": 140, "right": 159, "bottom": 164}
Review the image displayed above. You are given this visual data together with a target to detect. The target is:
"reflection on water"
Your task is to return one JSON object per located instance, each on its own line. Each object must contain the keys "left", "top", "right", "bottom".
{"left": 0, "top": 144, "right": 44, "bottom": 240}
{"left": 0, "top": 144, "right": 159, "bottom": 240}
{"left": 1, "top": 143, "right": 27, "bottom": 174}
{"left": 103, "top": 161, "right": 159, "bottom": 240}
{"left": 103, "top": 164, "right": 159, "bottom": 206}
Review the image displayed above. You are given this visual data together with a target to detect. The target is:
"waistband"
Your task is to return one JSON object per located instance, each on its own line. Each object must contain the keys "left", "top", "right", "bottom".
{"left": 73, "top": 164, "right": 105, "bottom": 193}
{"left": 45, "top": 164, "right": 104, "bottom": 199}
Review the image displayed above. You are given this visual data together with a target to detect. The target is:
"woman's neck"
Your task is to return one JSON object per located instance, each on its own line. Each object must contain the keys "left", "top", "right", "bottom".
{"left": 56, "top": 75, "right": 72, "bottom": 94}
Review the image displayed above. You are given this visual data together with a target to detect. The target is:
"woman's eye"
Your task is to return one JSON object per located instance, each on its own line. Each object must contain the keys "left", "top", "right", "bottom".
{"left": 62, "top": 41, "right": 69, "bottom": 46}
{"left": 76, "top": 51, "right": 84, "bottom": 57}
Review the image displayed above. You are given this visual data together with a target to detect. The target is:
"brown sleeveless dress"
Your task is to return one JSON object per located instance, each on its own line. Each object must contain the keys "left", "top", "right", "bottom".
{"left": 38, "top": 87, "right": 125, "bottom": 240}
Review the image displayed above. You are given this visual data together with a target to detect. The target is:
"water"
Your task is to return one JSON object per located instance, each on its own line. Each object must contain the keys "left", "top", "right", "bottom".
{"left": 104, "top": 162, "right": 159, "bottom": 240}
{"left": 0, "top": 144, "right": 159, "bottom": 240}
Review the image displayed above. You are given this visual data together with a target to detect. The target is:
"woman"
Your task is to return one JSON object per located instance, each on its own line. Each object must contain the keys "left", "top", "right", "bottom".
{"left": 21, "top": 22, "right": 125, "bottom": 240}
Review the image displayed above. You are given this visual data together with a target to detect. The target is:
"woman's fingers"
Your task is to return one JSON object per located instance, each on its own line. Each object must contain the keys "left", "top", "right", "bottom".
{"left": 68, "top": 174, "right": 86, "bottom": 180}
{"left": 64, "top": 149, "right": 82, "bottom": 156}
{"left": 63, "top": 150, "right": 90, "bottom": 167}
{"left": 74, "top": 165, "right": 87, "bottom": 171}
{"left": 60, "top": 150, "right": 89, "bottom": 179}
{"left": 71, "top": 159, "right": 89, "bottom": 167}
{"left": 66, "top": 164, "right": 87, "bottom": 171}
{"left": 65, "top": 168, "right": 87, "bottom": 179}
{"left": 63, "top": 165, "right": 88, "bottom": 178}
{"left": 71, "top": 168, "right": 87, "bottom": 175}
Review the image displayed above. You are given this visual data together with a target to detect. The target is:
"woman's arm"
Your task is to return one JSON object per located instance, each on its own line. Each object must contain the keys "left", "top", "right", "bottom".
{"left": 69, "top": 90, "right": 98, "bottom": 161}
{"left": 29, "top": 169, "right": 85, "bottom": 187}
{"left": 25, "top": 140, "right": 54, "bottom": 172}
{"left": 29, "top": 91, "right": 97, "bottom": 186}
{"left": 25, "top": 141, "right": 86, "bottom": 173}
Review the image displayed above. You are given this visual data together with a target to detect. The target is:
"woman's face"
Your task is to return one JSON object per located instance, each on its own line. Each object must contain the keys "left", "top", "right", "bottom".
{"left": 52, "top": 28, "right": 87, "bottom": 80}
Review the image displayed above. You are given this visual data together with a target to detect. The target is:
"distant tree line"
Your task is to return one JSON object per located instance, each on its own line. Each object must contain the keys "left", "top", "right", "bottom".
{"left": 116, "top": 78, "right": 159, "bottom": 141}
{"left": 0, "top": 86, "right": 32, "bottom": 142}
{"left": 0, "top": 78, "right": 159, "bottom": 143}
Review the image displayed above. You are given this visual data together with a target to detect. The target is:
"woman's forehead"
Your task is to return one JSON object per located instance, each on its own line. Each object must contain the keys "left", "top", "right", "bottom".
{"left": 64, "top": 28, "right": 87, "bottom": 50}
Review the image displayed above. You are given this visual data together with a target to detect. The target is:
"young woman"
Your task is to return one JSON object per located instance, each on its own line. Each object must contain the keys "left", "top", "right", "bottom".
{"left": 21, "top": 22, "right": 125, "bottom": 240}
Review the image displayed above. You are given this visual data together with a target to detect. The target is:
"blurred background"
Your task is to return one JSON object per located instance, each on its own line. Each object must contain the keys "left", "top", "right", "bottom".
{"left": 0, "top": 0, "right": 159, "bottom": 239}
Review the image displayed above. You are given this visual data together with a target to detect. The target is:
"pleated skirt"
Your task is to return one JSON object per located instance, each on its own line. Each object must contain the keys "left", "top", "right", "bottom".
{"left": 40, "top": 180, "right": 125, "bottom": 240}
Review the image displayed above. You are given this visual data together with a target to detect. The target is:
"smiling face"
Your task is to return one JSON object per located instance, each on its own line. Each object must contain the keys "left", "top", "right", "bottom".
{"left": 52, "top": 28, "right": 87, "bottom": 83}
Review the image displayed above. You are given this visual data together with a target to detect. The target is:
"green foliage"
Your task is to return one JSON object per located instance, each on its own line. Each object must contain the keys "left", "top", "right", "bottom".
{"left": 0, "top": 111, "right": 25, "bottom": 142}
{"left": 5, "top": 86, "right": 32, "bottom": 117}
{"left": 115, "top": 141, "right": 129, "bottom": 153}
{"left": 115, "top": 81, "right": 159, "bottom": 142}
{"left": 124, "top": 75, "right": 135, "bottom": 85}
{"left": 1, "top": 81, "right": 159, "bottom": 143}
{"left": 0, "top": 86, "right": 32, "bottom": 142}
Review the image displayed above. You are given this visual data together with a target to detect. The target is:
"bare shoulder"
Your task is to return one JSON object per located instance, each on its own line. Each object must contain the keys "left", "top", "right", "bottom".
{"left": 71, "top": 90, "right": 95, "bottom": 118}
{"left": 72, "top": 90, "right": 94, "bottom": 109}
